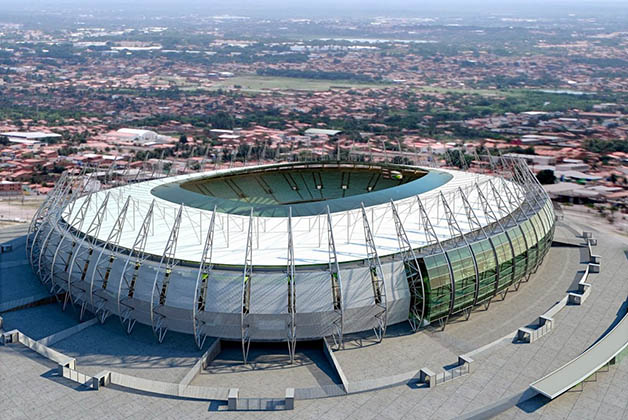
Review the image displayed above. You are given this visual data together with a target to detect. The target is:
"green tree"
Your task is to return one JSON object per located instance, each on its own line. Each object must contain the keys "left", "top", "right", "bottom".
{"left": 536, "top": 169, "right": 556, "bottom": 185}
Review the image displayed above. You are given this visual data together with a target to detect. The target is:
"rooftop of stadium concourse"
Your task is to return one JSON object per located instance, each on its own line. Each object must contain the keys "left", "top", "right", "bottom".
{"left": 152, "top": 162, "right": 441, "bottom": 217}
{"left": 62, "top": 164, "right": 526, "bottom": 267}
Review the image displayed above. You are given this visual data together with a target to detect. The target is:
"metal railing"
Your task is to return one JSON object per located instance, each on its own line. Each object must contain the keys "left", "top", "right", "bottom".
{"left": 433, "top": 363, "right": 471, "bottom": 386}
{"left": 517, "top": 316, "right": 554, "bottom": 343}
{"left": 419, "top": 355, "right": 474, "bottom": 388}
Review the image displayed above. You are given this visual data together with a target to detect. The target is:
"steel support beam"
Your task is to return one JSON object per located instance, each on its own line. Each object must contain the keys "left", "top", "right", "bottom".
{"left": 32, "top": 168, "right": 87, "bottom": 278}
{"left": 415, "top": 196, "right": 455, "bottom": 329}
{"left": 118, "top": 160, "right": 131, "bottom": 186}
{"left": 192, "top": 206, "right": 217, "bottom": 349}
{"left": 66, "top": 192, "right": 111, "bottom": 318}
{"left": 439, "top": 192, "right": 479, "bottom": 321}
{"left": 48, "top": 192, "right": 95, "bottom": 300}
{"left": 150, "top": 205, "right": 184, "bottom": 343}
{"left": 199, "top": 145, "right": 211, "bottom": 171}
{"left": 36, "top": 192, "right": 75, "bottom": 284}
{"left": 326, "top": 206, "right": 344, "bottom": 350}
{"left": 89, "top": 196, "right": 131, "bottom": 323}
{"left": 497, "top": 177, "right": 530, "bottom": 290}
{"left": 28, "top": 177, "right": 70, "bottom": 274}
{"left": 474, "top": 183, "right": 510, "bottom": 301}
{"left": 27, "top": 171, "right": 69, "bottom": 256}
{"left": 514, "top": 160, "right": 554, "bottom": 255}
{"left": 390, "top": 200, "right": 426, "bottom": 331}
{"left": 500, "top": 172, "right": 540, "bottom": 279}
{"left": 240, "top": 209, "right": 254, "bottom": 363}
{"left": 286, "top": 208, "right": 297, "bottom": 363}
{"left": 486, "top": 180, "right": 517, "bottom": 299}
{"left": 360, "top": 203, "right": 388, "bottom": 342}
{"left": 507, "top": 159, "right": 547, "bottom": 272}
{"left": 133, "top": 153, "right": 150, "bottom": 182}
{"left": 458, "top": 186, "right": 498, "bottom": 308}
{"left": 104, "top": 158, "right": 118, "bottom": 186}
{"left": 117, "top": 199, "right": 155, "bottom": 334}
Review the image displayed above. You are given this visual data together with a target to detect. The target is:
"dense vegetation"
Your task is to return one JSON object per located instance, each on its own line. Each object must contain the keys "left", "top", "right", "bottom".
{"left": 256, "top": 68, "right": 378, "bottom": 82}
{"left": 584, "top": 139, "right": 628, "bottom": 154}
{"left": 536, "top": 169, "right": 556, "bottom": 185}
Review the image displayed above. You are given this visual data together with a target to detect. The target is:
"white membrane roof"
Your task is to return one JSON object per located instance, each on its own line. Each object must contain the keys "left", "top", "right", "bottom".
{"left": 63, "top": 166, "right": 524, "bottom": 266}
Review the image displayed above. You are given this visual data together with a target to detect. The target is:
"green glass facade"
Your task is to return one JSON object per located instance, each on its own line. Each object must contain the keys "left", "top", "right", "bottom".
{"left": 419, "top": 253, "right": 452, "bottom": 322}
{"left": 418, "top": 196, "right": 555, "bottom": 324}
{"left": 471, "top": 239, "right": 498, "bottom": 303}
{"left": 448, "top": 246, "right": 477, "bottom": 313}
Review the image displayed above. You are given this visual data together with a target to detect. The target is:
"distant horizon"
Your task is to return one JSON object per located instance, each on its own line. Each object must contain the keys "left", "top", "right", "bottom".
{"left": 2, "top": 0, "right": 628, "bottom": 19}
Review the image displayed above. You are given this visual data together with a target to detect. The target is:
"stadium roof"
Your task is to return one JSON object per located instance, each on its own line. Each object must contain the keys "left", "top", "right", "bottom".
{"left": 65, "top": 165, "right": 523, "bottom": 267}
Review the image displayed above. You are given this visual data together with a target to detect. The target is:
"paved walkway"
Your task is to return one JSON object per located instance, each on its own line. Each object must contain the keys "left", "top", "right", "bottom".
{"left": 334, "top": 238, "right": 583, "bottom": 383}
{"left": 0, "top": 232, "right": 51, "bottom": 312}
{"left": 498, "top": 355, "right": 628, "bottom": 420}
{"left": 494, "top": 211, "right": 628, "bottom": 420}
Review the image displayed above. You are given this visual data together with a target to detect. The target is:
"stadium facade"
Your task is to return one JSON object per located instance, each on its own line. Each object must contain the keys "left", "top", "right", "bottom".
{"left": 26, "top": 159, "right": 554, "bottom": 362}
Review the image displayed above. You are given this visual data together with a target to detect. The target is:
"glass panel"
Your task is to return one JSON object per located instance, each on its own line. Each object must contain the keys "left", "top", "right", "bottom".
{"left": 507, "top": 226, "right": 527, "bottom": 283}
{"left": 542, "top": 201, "right": 556, "bottom": 241}
{"left": 537, "top": 201, "right": 553, "bottom": 260}
{"left": 420, "top": 253, "right": 452, "bottom": 322}
{"left": 471, "top": 239, "right": 498, "bottom": 303}
{"left": 491, "top": 232, "right": 513, "bottom": 290}
{"left": 447, "top": 246, "right": 477, "bottom": 312}
{"left": 530, "top": 214, "right": 546, "bottom": 242}
{"left": 538, "top": 201, "right": 552, "bottom": 237}
{"left": 520, "top": 219, "right": 538, "bottom": 273}
{"left": 545, "top": 201, "right": 556, "bottom": 222}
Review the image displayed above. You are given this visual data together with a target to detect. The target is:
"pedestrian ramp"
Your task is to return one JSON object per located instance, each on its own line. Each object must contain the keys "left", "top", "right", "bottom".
{"left": 530, "top": 300, "right": 628, "bottom": 399}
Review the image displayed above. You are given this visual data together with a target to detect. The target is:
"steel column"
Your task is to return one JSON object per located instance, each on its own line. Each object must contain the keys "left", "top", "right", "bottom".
{"left": 192, "top": 206, "right": 217, "bottom": 349}
{"left": 415, "top": 195, "right": 455, "bottom": 329}
{"left": 390, "top": 200, "right": 426, "bottom": 331}
{"left": 287, "top": 208, "right": 297, "bottom": 362}
{"left": 32, "top": 168, "right": 87, "bottom": 278}
{"left": 150, "top": 204, "right": 184, "bottom": 343}
{"left": 66, "top": 192, "right": 111, "bottom": 318}
{"left": 439, "top": 192, "right": 478, "bottom": 321}
{"left": 89, "top": 196, "right": 131, "bottom": 323}
{"left": 241, "top": 209, "right": 254, "bottom": 363}
{"left": 474, "top": 183, "right": 509, "bottom": 301}
{"left": 326, "top": 206, "right": 344, "bottom": 350}
{"left": 458, "top": 186, "right": 498, "bottom": 308}
{"left": 360, "top": 203, "right": 388, "bottom": 342}
{"left": 48, "top": 191, "right": 95, "bottom": 300}
{"left": 26, "top": 171, "right": 69, "bottom": 256}
{"left": 486, "top": 180, "right": 518, "bottom": 298}
{"left": 117, "top": 199, "right": 155, "bottom": 334}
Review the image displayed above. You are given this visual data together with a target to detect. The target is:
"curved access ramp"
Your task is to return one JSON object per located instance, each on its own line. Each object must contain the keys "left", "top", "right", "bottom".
{"left": 530, "top": 298, "right": 628, "bottom": 399}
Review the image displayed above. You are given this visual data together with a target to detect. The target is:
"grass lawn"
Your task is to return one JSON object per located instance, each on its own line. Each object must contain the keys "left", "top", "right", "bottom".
{"left": 413, "top": 85, "right": 523, "bottom": 97}
{"left": 206, "top": 75, "right": 392, "bottom": 92}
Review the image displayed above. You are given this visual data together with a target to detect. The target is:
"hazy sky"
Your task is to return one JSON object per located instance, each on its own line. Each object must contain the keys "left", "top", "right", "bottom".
{"left": 2, "top": 0, "right": 627, "bottom": 18}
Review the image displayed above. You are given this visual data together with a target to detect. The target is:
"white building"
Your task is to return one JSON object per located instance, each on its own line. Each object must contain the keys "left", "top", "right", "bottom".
{"left": 116, "top": 129, "right": 159, "bottom": 144}
{"left": 0, "top": 131, "right": 62, "bottom": 146}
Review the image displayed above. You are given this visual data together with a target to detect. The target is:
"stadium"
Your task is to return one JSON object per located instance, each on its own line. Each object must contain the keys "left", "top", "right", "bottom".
{"left": 25, "top": 159, "right": 554, "bottom": 363}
